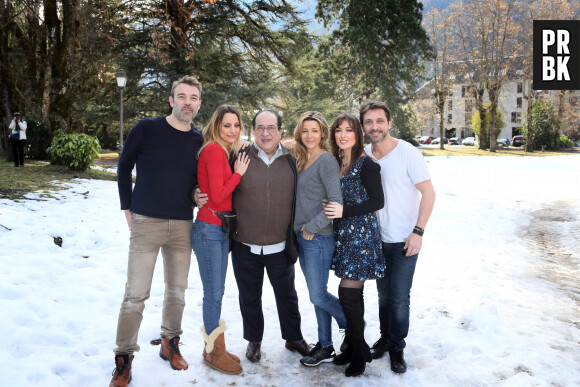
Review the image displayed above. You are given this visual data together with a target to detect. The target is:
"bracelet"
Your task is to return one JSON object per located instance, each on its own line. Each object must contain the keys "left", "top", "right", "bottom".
{"left": 412, "top": 226, "right": 424, "bottom": 236}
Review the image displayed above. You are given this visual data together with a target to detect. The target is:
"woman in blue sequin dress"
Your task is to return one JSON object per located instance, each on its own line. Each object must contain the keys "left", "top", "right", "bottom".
{"left": 324, "top": 113, "right": 384, "bottom": 377}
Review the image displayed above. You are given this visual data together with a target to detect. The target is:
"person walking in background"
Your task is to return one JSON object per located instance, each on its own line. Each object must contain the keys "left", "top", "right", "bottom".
{"left": 360, "top": 100, "right": 435, "bottom": 375}
{"left": 8, "top": 112, "right": 27, "bottom": 167}
{"left": 324, "top": 113, "right": 384, "bottom": 377}
{"left": 193, "top": 105, "right": 249, "bottom": 375}
{"left": 110, "top": 76, "right": 204, "bottom": 387}
{"left": 291, "top": 111, "right": 347, "bottom": 367}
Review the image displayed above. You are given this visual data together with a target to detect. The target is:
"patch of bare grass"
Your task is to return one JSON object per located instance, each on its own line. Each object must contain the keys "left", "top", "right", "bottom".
{"left": 420, "top": 146, "right": 579, "bottom": 157}
{"left": 0, "top": 160, "right": 116, "bottom": 200}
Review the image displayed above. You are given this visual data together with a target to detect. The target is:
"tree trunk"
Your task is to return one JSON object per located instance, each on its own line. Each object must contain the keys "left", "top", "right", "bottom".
{"left": 167, "top": 0, "right": 191, "bottom": 75}
{"left": 62, "top": 0, "right": 79, "bottom": 131}
{"left": 0, "top": 0, "right": 13, "bottom": 157}
{"left": 24, "top": 5, "right": 44, "bottom": 111}
{"left": 475, "top": 89, "right": 487, "bottom": 150}
{"left": 556, "top": 90, "right": 565, "bottom": 149}
{"left": 438, "top": 100, "right": 445, "bottom": 150}
{"left": 488, "top": 86, "right": 501, "bottom": 153}
{"left": 489, "top": 105, "right": 497, "bottom": 152}
{"left": 525, "top": 85, "right": 534, "bottom": 153}
{"left": 44, "top": 0, "right": 60, "bottom": 127}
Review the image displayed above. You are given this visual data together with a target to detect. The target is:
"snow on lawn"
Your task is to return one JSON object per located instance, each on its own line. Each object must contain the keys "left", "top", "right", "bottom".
{"left": 1, "top": 155, "right": 579, "bottom": 387}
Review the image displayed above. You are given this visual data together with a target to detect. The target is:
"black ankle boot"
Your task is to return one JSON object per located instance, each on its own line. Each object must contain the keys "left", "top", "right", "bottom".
{"left": 370, "top": 335, "right": 389, "bottom": 359}
{"left": 338, "top": 286, "right": 371, "bottom": 376}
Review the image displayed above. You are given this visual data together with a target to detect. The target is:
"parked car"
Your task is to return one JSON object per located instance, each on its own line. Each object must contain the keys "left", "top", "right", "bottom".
{"left": 419, "top": 136, "right": 435, "bottom": 144}
{"left": 449, "top": 137, "right": 461, "bottom": 145}
{"left": 432, "top": 137, "right": 448, "bottom": 144}
{"left": 512, "top": 135, "right": 526, "bottom": 147}
{"left": 463, "top": 137, "right": 476, "bottom": 146}
{"left": 497, "top": 138, "right": 510, "bottom": 147}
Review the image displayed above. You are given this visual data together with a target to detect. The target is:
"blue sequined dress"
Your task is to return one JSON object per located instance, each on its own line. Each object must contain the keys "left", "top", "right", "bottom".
{"left": 331, "top": 157, "right": 384, "bottom": 280}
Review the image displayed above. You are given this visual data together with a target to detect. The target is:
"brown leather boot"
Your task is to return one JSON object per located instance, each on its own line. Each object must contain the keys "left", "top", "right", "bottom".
{"left": 160, "top": 336, "right": 188, "bottom": 370}
{"left": 201, "top": 320, "right": 242, "bottom": 375}
{"left": 201, "top": 319, "right": 240, "bottom": 363}
{"left": 109, "top": 354, "right": 133, "bottom": 387}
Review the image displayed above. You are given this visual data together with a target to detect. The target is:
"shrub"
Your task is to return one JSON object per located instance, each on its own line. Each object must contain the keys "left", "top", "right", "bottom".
{"left": 24, "top": 113, "right": 53, "bottom": 160}
{"left": 471, "top": 103, "right": 505, "bottom": 149}
{"left": 559, "top": 134, "right": 574, "bottom": 149}
{"left": 530, "top": 100, "right": 558, "bottom": 150}
{"left": 47, "top": 131, "right": 101, "bottom": 171}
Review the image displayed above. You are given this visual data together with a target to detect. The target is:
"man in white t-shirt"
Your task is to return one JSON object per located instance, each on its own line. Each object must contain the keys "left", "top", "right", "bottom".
{"left": 360, "top": 100, "right": 435, "bottom": 374}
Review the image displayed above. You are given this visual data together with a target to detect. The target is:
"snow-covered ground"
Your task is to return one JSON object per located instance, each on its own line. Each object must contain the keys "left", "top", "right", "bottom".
{"left": 1, "top": 155, "right": 579, "bottom": 387}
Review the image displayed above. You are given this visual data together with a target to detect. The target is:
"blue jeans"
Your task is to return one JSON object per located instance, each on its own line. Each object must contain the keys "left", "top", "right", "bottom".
{"left": 191, "top": 220, "right": 229, "bottom": 333}
{"left": 298, "top": 231, "right": 347, "bottom": 347}
{"left": 376, "top": 242, "right": 418, "bottom": 351}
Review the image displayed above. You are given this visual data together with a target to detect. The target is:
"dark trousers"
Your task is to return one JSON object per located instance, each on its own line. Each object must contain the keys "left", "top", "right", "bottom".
{"left": 11, "top": 140, "right": 25, "bottom": 166}
{"left": 376, "top": 242, "right": 418, "bottom": 351}
{"left": 231, "top": 240, "right": 303, "bottom": 342}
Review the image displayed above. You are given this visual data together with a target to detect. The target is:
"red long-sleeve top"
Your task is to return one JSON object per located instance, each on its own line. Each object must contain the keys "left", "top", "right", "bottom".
{"left": 196, "top": 142, "right": 241, "bottom": 225}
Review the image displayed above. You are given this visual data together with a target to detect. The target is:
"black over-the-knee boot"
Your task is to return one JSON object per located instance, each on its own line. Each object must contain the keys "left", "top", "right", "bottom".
{"left": 334, "top": 286, "right": 352, "bottom": 365}
{"left": 337, "top": 286, "right": 372, "bottom": 376}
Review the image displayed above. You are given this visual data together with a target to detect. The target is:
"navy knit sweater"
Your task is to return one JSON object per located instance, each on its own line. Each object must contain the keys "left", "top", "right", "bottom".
{"left": 117, "top": 116, "right": 203, "bottom": 220}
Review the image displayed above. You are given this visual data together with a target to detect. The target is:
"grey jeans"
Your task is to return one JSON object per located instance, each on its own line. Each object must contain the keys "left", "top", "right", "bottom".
{"left": 114, "top": 213, "right": 193, "bottom": 355}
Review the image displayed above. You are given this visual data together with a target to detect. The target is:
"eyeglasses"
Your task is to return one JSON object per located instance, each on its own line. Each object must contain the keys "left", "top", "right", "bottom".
{"left": 254, "top": 125, "right": 279, "bottom": 134}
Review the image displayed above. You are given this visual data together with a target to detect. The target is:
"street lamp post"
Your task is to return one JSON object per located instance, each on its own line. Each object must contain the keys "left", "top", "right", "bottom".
{"left": 116, "top": 69, "right": 127, "bottom": 152}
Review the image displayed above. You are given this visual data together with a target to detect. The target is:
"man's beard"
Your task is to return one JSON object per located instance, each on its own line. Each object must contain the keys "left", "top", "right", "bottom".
{"left": 174, "top": 105, "right": 199, "bottom": 122}
{"left": 368, "top": 130, "right": 388, "bottom": 143}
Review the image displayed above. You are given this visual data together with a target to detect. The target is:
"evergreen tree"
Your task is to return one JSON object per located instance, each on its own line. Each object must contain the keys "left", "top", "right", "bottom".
{"left": 316, "top": 0, "right": 433, "bottom": 140}
{"left": 529, "top": 100, "right": 558, "bottom": 150}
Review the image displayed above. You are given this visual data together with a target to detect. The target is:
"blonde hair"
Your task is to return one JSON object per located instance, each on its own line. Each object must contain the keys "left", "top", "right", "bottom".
{"left": 199, "top": 105, "right": 244, "bottom": 158}
{"left": 291, "top": 111, "right": 330, "bottom": 171}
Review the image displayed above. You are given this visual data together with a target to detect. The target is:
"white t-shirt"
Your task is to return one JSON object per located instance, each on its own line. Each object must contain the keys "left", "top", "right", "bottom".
{"left": 365, "top": 140, "right": 431, "bottom": 243}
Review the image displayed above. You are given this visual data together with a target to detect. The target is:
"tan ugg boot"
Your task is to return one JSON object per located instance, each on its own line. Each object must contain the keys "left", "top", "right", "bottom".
{"left": 201, "top": 319, "right": 240, "bottom": 363}
{"left": 201, "top": 320, "right": 242, "bottom": 375}
{"left": 109, "top": 354, "right": 134, "bottom": 387}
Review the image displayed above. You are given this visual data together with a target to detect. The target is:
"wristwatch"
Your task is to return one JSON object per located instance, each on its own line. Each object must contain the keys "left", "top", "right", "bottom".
{"left": 412, "top": 225, "right": 424, "bottom": 236}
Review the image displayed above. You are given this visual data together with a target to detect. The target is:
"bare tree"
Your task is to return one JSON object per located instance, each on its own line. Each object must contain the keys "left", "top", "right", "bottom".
{"left": 451, "top": 0, "right": 519, "bottom": 152}
{"left": 424, "top": 8, "right": 453, "bottom": 150}
{"left": 450, "top": 1, "right": 489, "bottom": 150}
{"left": 519, "top": 0, "right": 576, "bottom": 151}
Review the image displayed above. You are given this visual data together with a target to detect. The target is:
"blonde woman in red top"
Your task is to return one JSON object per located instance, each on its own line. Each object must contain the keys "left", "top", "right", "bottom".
{"left": 192, "top": 105, "right": 249, "bottom": 375}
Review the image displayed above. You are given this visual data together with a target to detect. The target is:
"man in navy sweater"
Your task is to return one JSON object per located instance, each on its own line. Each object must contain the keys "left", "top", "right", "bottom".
{"left": 110, "top": 76, "right": 203, "bottom": 387}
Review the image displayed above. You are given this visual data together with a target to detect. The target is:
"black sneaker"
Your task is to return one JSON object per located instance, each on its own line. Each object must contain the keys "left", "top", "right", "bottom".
{"left": 370, "top": 336, "right": 388, "bottom": 359}
{"left": 389, "top": 349, "right": 407, "bottom": 374}
{"left": 299, "top": 342, "right": 335, "bottom": 367}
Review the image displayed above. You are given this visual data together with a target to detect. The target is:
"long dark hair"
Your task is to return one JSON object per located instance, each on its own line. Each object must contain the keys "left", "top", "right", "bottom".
{"left": 330, "top": 113, "right": 364, "bottom": 172}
